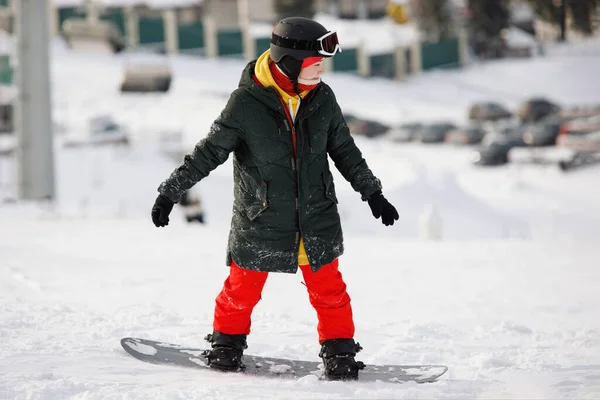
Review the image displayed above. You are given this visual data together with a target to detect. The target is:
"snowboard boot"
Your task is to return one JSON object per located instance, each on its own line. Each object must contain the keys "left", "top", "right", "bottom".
{"left": 203, "top": 330, "right": 247, "bottom": 372}
{"left": 319, "top": 338, "right": 365, "bottom": 381}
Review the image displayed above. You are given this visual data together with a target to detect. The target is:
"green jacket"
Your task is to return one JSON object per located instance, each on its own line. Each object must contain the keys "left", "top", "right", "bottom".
{"left": 158, "top": 61, "right": 382, "bottom": 273}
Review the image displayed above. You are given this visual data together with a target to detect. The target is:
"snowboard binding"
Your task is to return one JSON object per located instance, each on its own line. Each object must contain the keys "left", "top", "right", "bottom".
{"left": 319, "top": 339, "right": 366, "bottom": 381}
{"left": 202, "top": 332, "right": 247, "bottom": 372}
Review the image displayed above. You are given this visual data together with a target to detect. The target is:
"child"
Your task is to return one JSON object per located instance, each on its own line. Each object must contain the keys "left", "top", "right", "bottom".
{"left": 151, "top": 17, "right": 399, "bottom": 380}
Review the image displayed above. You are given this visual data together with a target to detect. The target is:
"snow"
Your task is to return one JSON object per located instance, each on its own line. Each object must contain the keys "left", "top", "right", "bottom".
{"left": 269, "top": 364, "right": 293, "bottom": 374}
{"left": 0, "top": 84, "right": 17, "bottom": 103}
{"left": 1, "top": 36, "right": 600, "bottom": 399}
{"left": 504, "top": 27, "right": 538, "bottom": 49}
{"left": 546, "top": 37, "right": 600, "bottom": 57}
{"left": 0, "top": 30, "right": 12, "bottom": 55}
{"left": 249, "top": 22, "right": 275, "bottom": 39}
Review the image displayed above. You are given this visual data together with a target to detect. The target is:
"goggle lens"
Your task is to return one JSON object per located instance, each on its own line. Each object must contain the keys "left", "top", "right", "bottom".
{"left": 320, "top": 32, "right": 340, "bottom": 55}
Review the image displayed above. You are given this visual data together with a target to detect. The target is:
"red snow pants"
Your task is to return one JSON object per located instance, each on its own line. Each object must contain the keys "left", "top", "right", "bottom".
{"left": 213, "top": 259, "right": 354, "bottom": 343}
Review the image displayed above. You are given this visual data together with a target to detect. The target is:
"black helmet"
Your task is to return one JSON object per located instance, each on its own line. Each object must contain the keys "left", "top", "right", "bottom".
{"left": 269, "top": 17, "right": 341, "bottom": 93}
{"left": 270, "top": 17, "right": 339, "bottom": 63}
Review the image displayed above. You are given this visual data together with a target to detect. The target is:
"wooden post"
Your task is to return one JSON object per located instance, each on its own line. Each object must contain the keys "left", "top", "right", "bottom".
{"left": 238, "top": 0, "right": 253, "bottom": 61}
{"left": 357, "top": 42, "right": 370, "bottom": 77}
{"left": 125, "top": 7, "right": 139, "bottom": 48}
{"left": 48, "top": 0, "right": 59, "bottom": 36}
{"left": 324, "top": 55, "right": 333, "bottom": 73}
{"left": 411, "top": 41, "right": 422, "bottom": 74}
{"left": 243, "top": 27, "right": 256, "bottom": 61}
{"left": 163, "top": 9, "right": 178, "bottom": 54}
{"left": 357, "top": 0, "right": 367, "bottom": 20}
{"left": 85, "top": 0, "right": 99, "bottom": 23}
{"left": 203, "top": 15, "right": 218, "bottom": 58}
{"left": 394, "top": 46, "right": 406, "bottom": 80}
{"left": 458, "top": 28, "right": 469, "bottom": 66}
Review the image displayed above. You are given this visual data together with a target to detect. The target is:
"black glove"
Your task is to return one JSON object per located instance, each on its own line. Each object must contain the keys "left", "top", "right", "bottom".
{"left": 367, "top": 191, "right": 399, "bottom": 226}
{"left": 151, "top": 194, "right": 175, "bottom": 227}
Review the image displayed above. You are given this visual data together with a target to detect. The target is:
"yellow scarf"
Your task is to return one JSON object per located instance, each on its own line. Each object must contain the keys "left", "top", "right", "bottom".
{"left": 254, "top": 49, "right": 311, "bottom": 123}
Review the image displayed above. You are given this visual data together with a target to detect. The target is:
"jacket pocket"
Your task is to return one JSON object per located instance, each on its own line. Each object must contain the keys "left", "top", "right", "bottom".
{"left": 306, "top": 119, "right": 328, "bottom": 154}
{"left": 245, "top": 180, "right": 269, "bottom": 221}
{"left": 322, "top": 171, "right": 338, "bottom": 204}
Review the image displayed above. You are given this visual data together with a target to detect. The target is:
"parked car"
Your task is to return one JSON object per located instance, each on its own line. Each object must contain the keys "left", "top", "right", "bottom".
{"left": 557, "top": 130, "right": 600, "bottom": 152}
{"left": 559, "top": 105, "right": 600, "bottom": 119}
{"left": 62, "top": 18, "right": 125, "bottom": 53}
{"left": 120, "top": 64, "right": 172, "bottom": 93}
{"left": 468, "top": 101, "right": 513, "bottom": 122}
{"left": 472, "top": 127, "right": 527, "bottom": 166}
{"left": 0, "top": 131, "right": 13, "bottom": 156}
{"left": 521, "top": 116, "right": 572, "bottom": 146}
{"left": 558, "top": 150, "right": 600, "bottom": 172}
{"left": 344, "top": 114, "right": 390, "bottom": 138}
{"left": 445, "top": 125, "right": 487, "bottom": 145}
{"left": 557, "top": 114, "right": 600, "bottom": 145}
{"left": 388, "top": 123, "right": 423, "bottom": 142}
{"left": 516, "top": 97, "right": 560, "bottom": 122}
{"left": 415, "top": 122, "right": 457, "bottom": 143}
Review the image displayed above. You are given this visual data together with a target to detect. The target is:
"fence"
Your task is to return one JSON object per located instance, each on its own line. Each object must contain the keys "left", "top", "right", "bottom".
{"left": 58, "top": 6, "right": 85, "bottom": 30}
{"left": 254, "top": 37, "right": 270, "bottom": 59}
{"left": 138, "top": 17, "right": 164, "bottom": 47}
{"left": 178, "top": 21, "right": 204, "bottom": 52}
{"left": 421, "top": 37, "right": 460, "bottom": 71}
{"left": 369, "top": 52, "right": 395, "bottom": 78}
{"left": 217, "top": 29, "right": 243, "bottom": 57}
{"left": 356, "top": 36, "right": 463, "bottom": 79}
{"left": 54, "top": 4, "right": 466, "bottom": 81}
{"left": 0, "top": 54, "right": 12, "bottom": 84}
{"left": 101, "top": 9, "right": 126, "bottom": 35}
{"left": 332, "top": 47, "right": 359, "bottom": 72}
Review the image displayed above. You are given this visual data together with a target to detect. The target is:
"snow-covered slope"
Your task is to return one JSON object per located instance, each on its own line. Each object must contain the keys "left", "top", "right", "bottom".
{"left": 2, "top": 211, "right": 599, "bottom": 399}
{"left": 1, "top": 38, "right": 600, "bottom": 399}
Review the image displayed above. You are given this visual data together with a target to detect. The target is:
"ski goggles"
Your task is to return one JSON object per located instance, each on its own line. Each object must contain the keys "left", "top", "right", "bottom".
{"left": 270, "top": 31, "right": 342, "bottom": 57}
{"left": 316, "top": 31, "right": 342, "bottom": 56}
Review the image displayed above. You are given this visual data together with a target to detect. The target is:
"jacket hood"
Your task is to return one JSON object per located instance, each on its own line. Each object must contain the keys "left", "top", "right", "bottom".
{"left": 237, "top": 60, "right": 282, "bottom": 112}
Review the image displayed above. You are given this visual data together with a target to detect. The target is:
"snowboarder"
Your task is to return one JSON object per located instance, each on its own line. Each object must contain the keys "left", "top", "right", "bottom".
{"left": 151, "top": 17, "right": 399, "bottom": 381}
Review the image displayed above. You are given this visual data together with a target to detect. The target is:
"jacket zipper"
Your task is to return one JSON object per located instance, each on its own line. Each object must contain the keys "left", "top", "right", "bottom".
{"left": 275, "top": 90, "right": 316, "bottom": 257}
{"left": 275, "top": 94, "right": 301, "bottom": 251}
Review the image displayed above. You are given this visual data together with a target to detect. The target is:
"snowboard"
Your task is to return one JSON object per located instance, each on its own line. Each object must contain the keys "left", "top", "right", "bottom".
{"left": 120, "top": 337, "right": 448, "bottom": 384}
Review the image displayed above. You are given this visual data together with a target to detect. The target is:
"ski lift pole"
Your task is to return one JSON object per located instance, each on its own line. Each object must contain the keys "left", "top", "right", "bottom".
{"left": 14, "top": 0, "right": 55, "bottom": 200}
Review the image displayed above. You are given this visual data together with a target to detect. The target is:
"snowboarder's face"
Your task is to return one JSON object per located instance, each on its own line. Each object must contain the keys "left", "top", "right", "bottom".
{"left": 299, "top": 61, "right": 325, "bottom": 80}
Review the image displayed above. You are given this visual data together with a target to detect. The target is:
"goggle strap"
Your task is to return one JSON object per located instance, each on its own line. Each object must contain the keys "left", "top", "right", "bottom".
{"left": 270, "top": 33, "right": 321, "bottom": 52}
